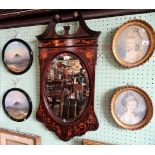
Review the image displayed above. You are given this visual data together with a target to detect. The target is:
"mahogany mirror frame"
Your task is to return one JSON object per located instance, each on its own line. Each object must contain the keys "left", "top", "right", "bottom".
{"left": 36, "top": 12, "right": 100, "bottom": 141}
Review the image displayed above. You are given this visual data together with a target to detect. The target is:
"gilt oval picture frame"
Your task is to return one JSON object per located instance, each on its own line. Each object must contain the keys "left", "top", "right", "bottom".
{"left": 111, "top": 86, "right": 153, "bottom": 130}
{"left": 2, "top": 88, "right": 32, "bottom": 122}
{"left": 112, "top": 19, "right": 155, "bottom": 68}
{"left": 2, "top": 38, "right": 33, "bottom": 75}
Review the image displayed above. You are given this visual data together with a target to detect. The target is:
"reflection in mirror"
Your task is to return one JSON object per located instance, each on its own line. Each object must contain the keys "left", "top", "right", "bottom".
{"left": 46, "top": 53, "right": 90, "bottom": 122}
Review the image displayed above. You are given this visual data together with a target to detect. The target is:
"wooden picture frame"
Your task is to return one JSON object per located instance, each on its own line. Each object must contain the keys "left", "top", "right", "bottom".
{"left": 0, "top": 128, "right": 40, "bottom": 145}
{"left": 112, "top": 19, "right": 155, "bottom": 68}
{"left": 2, "top": 38, "right": 33, "bottom": 75}
{"left": 82, "top": 139, "right": 110, "bottom": 145}
{"left": 111, "top": 86, "right": 153, "bottom": 130}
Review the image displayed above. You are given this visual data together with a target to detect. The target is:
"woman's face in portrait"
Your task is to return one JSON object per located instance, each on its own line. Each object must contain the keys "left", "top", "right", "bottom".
{"left": 114, "top": 89, "right": 149, "bottom": 127}
{"left": 126, "top": 100, "right": 138, "bottom": 113}
{"left": 125, "top": 38, "right": 136, "bottom": 52}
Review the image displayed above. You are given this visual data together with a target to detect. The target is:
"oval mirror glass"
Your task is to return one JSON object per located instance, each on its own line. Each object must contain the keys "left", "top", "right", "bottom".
{"left": 45, "top": 53, "right": 90, "bottom": 122}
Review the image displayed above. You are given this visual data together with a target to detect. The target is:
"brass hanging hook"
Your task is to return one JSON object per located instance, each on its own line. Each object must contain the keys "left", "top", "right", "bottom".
{"left": 14, "top": 30, "right": 19, "bottom": 38}
{"left": 12, "top": 78, "right": 20, "bottom": 88}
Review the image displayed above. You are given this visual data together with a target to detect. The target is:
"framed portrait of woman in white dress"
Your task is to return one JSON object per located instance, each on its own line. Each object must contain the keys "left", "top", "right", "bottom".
{"left": 112, "top": 19, "right": 155, "bottom": 68}
{"left": 111, "top": 86, "right": 153, "bottom": 130}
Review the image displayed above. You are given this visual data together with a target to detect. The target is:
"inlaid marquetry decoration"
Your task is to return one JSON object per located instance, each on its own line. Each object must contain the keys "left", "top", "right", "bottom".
{"left": 36, "top": 12, "right": 100, "bottom": 141}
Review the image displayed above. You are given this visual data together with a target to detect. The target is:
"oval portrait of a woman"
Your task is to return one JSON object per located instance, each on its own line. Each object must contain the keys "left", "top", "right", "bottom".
{"left": 111, "top": 86, "right": 153, "bottom": 130}
{"left": 115, "top": 91, "right": 146, "bottom": 125}
{"left": 112, "top": 20, "right": 155, "bottom": 67}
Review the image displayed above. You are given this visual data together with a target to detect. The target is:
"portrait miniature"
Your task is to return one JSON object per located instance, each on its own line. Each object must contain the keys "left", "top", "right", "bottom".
{"left": 111, "top": 86, "right": 153, "bottom": 130}
{"left": 112, "top": 20, "right": 155, "bottom": 67}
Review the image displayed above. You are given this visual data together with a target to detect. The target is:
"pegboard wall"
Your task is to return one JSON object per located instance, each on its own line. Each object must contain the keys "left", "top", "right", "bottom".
{"left": 0, "top": 12, "right": 155, "bottom": 145}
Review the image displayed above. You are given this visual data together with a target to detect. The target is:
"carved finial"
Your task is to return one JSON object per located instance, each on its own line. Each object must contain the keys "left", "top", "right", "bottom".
{"left": 73, "top": 11, "right": 79, "bottom": 18}
{"left": 54, "top": 14, "right": 61, "bottom": 22}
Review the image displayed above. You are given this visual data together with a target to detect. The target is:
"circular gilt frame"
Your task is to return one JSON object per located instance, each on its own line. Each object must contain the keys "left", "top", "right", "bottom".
{"left": 112, "top": 19, "right": 155, "bottom": 68}
{"left": 111, "top": 86, "right": 153, "bottom": 130}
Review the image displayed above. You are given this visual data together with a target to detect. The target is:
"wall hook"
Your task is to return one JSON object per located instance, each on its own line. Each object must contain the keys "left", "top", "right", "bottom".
{"left": 16, "top": 127, "right": 20, "bottom": 133}
{"left": 97, "top": 53, "right": 101, "bottom": 58}
{"left": 14, "top": 30, "right": 19, "bottom": 39}
{"left": 12, "top": 78, "right": 20, "bottom": 88}
{"left": 127, "top": 82, "right": 134, "bottom": 86}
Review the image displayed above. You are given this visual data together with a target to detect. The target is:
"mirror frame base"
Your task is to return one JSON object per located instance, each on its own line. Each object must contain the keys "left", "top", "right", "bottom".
{"left": 37, "top": 100, "right": 99, "bottom": 141}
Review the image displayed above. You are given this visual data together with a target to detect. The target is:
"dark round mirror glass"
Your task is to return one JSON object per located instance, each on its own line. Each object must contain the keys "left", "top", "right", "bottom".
{"left": 2, "top": 39, "right": 33, "bottom": 75}
{"left": 45, "top": 53, "right": 90, "bottom": 122}
{"left": 3, "top": 88, "right": 32, "bottom": 122}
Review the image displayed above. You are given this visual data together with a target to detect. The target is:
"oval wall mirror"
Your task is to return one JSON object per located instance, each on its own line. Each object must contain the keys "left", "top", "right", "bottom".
{"left": 2, "top": 38, "right": 33, "bottom": 75}
{"left": 36, "top": 13, "right": 100, "bottom": 141}
{"left": 45, "top": 53, "right": 90, "bottom": 122}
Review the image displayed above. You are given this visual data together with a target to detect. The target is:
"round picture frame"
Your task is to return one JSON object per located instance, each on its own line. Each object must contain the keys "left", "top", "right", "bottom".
{"left": 112, "top": 19, "right": 155, "bottom": 68}
{"left": 111, "top": 86, "right": 153, "bottom": 130}
{"left": 2, "top": 88, "right": 32, "bottom": 122}
{"left": 2, "top": 38, "right": 33, "bottom": 75}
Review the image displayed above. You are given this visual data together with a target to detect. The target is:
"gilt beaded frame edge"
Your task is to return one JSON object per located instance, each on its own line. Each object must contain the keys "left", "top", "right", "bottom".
{"left": 110, "top": 85, "right": 153, "bottom": 130}
{"left": 112, "top": 19, "right": 155, "bottom": 68}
